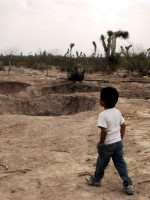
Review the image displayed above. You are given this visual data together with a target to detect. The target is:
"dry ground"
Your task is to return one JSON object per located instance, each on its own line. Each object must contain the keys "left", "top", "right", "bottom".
{"left": 0, "top": 66, "right": 150, "bottom": 200}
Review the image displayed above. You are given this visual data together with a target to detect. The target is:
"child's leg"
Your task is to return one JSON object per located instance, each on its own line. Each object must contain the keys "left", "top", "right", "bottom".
{"left": 94, "top": 143, "right": 113, "bottom": 180}
{"left": 94, "top": 153, "right": 111, "bottom": 180}
{"left": 112, "top": 143, "right": 132, "bottom": 186}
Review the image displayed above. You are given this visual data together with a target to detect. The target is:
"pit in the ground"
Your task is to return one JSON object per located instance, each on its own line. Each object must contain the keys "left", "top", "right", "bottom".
{"left": 0, "top": 81, "right": 30, "bottom": 94}
{"left": 0, "top": 95, "right": 96, "bottom": 116}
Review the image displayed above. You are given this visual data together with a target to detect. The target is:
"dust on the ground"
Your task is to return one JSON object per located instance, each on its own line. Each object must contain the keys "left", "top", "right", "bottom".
{"left": 0, "top": 66, "right": 150, "bottom": 200}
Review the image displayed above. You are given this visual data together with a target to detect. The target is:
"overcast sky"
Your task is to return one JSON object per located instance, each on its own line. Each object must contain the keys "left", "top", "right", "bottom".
{"left": 0, "top": 0, "right": 149, "bottom": 56}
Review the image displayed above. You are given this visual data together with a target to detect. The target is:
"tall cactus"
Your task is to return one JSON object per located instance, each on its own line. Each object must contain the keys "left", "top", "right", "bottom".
{"left": 92, "top": 41, "right": 97, "bottom": 57}
{"left": 100, "top": 30, "right": 129, "bottom": 57}
{"left": 100, "top": 30, "right": 113, "bottom": 57}
{"left": 121, "top": 45, "right": 132, "bottom": 56}
{"left": 111, "top": 31, "right": 129, "bottom": 55}
{"left": 70, "top": 43, "right": 75, "bottom": 57}
{"left": 147, "top": 48, "right": 150, "bottom": 58}
{"left": 107, "top": 30, "right": 113, "bottom": 56}
{"left": 100, "top": 35, "right": 108, "bottom": 57}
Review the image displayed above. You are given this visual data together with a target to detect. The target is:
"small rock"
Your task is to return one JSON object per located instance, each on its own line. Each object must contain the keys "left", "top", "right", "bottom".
{"left": 121, "top": 74, "right": 127, "bottom": 78}
{"left": 144, "top": 97, "right": 149, "bottom": 100}
{"left": 136, "top": 149, "right": 141, "bottom": 153}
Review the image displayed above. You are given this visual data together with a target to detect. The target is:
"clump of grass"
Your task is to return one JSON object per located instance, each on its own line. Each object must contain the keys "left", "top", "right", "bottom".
{"left": 67, "top": 65, "right": 85, "bottom": 83}
{"left": 51, "top": 85, "right": 58, "bottom": 91}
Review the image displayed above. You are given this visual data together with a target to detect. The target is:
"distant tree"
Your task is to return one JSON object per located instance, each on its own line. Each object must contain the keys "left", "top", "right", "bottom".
{"left": 121, "top": 45, "right": 132, "bottom": 56}
{"left": 111, "top": 31, "right": 129, "bottom": 55}
{"left": 100, "top": 35, "right": 108, "bottom": 57}
{"left": 83, "top": 53, "right": 86, "bottom": 57}
{"left": 100, "top": 30, "right": 113, "bottom": 57}
{"left": 147, "top": 48, "right": 150, "bottom": 58}
{"left": 70, "top": 43, "right": 75, "bottom": 57}
{"left": 92, "top": 41, "right": 97, "bottom": 57}
{"left": 125, "top": 45, "right": 132, "bottom": 55}
{"left": 107, "top": 30, "right": 113, "bottom": 56}
{"left": 64, "top": 49, "right": 69, "bottom": 57}
{"left": 100, "top": 30, "right": 129, "bottom": 57}
{"left": 76, "top": 51, "right": 79, "bottom": 58}
{"left": 2, "top": 47, "right": 20, "bottom": 79}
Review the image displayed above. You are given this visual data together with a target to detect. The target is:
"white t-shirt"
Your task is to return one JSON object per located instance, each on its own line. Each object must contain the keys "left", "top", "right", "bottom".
{"left": 97, "top": 108, "right": 125, "bottom": 144}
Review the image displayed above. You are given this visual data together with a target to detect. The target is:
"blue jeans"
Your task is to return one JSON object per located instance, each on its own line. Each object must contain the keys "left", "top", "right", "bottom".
{"left": 94, "top": 140, "right": 132, "bottom": 186}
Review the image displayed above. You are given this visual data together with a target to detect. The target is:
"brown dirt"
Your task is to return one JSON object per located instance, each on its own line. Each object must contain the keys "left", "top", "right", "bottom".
{"left": 0, "top": 66, "right": 150, "bottom": 200}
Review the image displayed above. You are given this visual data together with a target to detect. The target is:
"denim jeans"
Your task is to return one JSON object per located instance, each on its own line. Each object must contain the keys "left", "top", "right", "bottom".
{"left": 94, "top": 140, "right": 132, "bottom": 186}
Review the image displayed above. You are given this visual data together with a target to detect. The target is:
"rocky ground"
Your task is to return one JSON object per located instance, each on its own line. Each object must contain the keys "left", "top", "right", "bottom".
{"left": 0, "top": 66, "right": 150, "bottom": 200}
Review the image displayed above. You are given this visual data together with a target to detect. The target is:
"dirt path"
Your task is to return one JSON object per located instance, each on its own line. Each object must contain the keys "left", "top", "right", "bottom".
{"left": 0, "top": 67, "right": 150, "bottom": 200}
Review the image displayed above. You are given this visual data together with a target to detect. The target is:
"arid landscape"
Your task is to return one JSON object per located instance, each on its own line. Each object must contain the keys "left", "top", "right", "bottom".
{"left": 0, "top": 66, "right": 150, "bottom": 200}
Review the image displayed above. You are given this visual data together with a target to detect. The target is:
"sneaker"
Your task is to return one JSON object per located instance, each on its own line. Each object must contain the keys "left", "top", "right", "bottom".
{"left": 122, "top": 185, "right": 134, "bottom": 195}
{"left": 85, "top": 175, "right": 101, "bottom": 187}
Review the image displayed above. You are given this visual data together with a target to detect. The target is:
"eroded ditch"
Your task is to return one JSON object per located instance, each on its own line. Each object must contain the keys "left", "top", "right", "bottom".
{"left": 0, "top": 95, "right": 96, "bottom": 116}
{"left": 0, "top": 81, "right": 149, "bottom": 116}
{"left": 0, "top": 82, "right": 97, "bottom": 116}
{"left": 0, "top": 81, "right": 30, "bottom": 94}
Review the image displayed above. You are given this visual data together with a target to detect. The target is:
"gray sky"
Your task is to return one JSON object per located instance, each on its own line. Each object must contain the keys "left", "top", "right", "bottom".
{"left": 0, "top": 0, "right": 150, "bottom": 56}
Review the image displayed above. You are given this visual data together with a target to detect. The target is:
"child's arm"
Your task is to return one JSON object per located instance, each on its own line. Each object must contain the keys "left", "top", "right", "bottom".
{"left": 120, "top": 123, "right": 126, "bottom": 140}
{"left": 99, "top": 127, "right": 107, "bottom": 144}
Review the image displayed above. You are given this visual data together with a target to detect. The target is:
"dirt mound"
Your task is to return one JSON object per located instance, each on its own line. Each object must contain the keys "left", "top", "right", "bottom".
{"left": 0, "top": 95, "right": 96, "bottom": 116}
{"left": 0, "top": 81, "right": 30, "bottom": 94}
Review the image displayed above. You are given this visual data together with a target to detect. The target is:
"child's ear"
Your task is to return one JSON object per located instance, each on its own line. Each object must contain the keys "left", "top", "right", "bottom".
{"left": 99, "top": 99, "right": 105, "bottom": 107}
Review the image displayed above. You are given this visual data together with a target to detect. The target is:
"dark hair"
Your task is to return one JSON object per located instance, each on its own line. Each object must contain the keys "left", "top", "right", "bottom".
{"left": 100, "top": 87, "right": 119, "bottom": 108}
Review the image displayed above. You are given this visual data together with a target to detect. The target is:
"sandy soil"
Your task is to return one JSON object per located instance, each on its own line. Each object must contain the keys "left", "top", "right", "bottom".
{"left": 0, "top": 66, "right": 150, "bottom": 200}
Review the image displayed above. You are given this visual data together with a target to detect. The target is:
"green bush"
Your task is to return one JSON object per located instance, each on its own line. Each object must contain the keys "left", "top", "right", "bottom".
{"left": 51, "top": 85, "right": 57, "bottom": 91}
{"left": 108, "top": 53, "right": 121, "bottom": 65}
{"left": 0, "top": 64, "right": 4, "bottom": 71}
{"left": 122, "top": 52, "right": 150, "bottom": 75}
{"left": 67, "top": 65, "right": 85, "bottom": 83}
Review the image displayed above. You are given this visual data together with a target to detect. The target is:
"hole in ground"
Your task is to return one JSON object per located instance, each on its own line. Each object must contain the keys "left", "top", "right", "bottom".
{"left": 0, "top": 81, "right": 30, "bottom": 94}
{"left": 0, "top": 95, "right": 96, "bottom": 116}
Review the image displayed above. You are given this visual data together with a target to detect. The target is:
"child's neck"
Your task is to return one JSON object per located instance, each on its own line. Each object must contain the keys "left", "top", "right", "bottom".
{"left": 104, "top": 106, "right": 115, "bottom": 110}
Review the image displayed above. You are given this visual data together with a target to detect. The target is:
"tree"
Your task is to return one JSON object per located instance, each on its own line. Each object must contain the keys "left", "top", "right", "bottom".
{"left": 107, "top": 30, "right": 113, "bottom": 56}
{"left": 100, "top": 35, "right": 108, "bottom": 57}
{"left": 64, "top": 49, "right": 69, "bottom": 57}
{"left": 70, "top": 43, "right": 75, "bottom": 57}
{"left": 76, "top": 51, "right": 79, "bottom": 58}
{"left": 111, "top": 31, "right": 129, "bottom": 55}
{"left": 121, "top": 45, "right": 132, "bottom": 56}
{"left": 67, "top": 65, "right": 85, "bottom": 83}
{"left": 2, "top": 47, "right": 20, "bottom": 79}
{"left": 100, "top": 30, "right": 129, "bottom": 57}
{"left": 92, "top": 41, "right": 97, "bottom": 57}
{"left": 100, "top": 30, "right": 113, "bottom": 57}
{"left": 147, "top": 48, "right": 150, "bottom": 58}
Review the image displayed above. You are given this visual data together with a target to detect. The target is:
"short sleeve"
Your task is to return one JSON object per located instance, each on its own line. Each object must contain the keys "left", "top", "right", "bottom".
{"left": 97, "top": 113, "right": 107, "bottom": 128}
{"left": 120, "top": 112, "right": 125, "bottom": 125}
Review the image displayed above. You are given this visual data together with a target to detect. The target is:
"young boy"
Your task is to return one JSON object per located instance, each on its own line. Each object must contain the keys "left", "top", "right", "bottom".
{"left": 86, "top": 87, "right": 134, "bottom": 195}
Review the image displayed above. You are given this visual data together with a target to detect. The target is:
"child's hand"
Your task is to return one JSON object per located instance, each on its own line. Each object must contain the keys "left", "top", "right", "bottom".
{"left": 97, "top": 141, "right": 104, "bottom": 146}
{"left": 97, "top": 142, "right": 101, "bottom": 146}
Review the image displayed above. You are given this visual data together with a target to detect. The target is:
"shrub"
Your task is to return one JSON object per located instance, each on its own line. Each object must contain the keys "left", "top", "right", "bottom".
{"left": 107, "top": 53, "right": 121, "bottom": 72}
{"left": 0, "top": 64, "right": 4, "bottom": 71}
{"left": 123, "top": 52, "right": 150, "bottom": 75}
{"left": 67, "top": 65, "right": 85, "bottom": 83}
{"left": 51, "top": 85, "right": 57, "bottom": 91}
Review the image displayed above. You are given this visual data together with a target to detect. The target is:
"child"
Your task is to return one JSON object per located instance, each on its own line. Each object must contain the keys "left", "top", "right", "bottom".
{"left": 86, "top": 87, "right": 134, "bottom": 195}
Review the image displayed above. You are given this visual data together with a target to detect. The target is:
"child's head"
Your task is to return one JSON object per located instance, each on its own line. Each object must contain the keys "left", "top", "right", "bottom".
{"left": 100, "top": 87, "right": 119, "bottom": 108}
